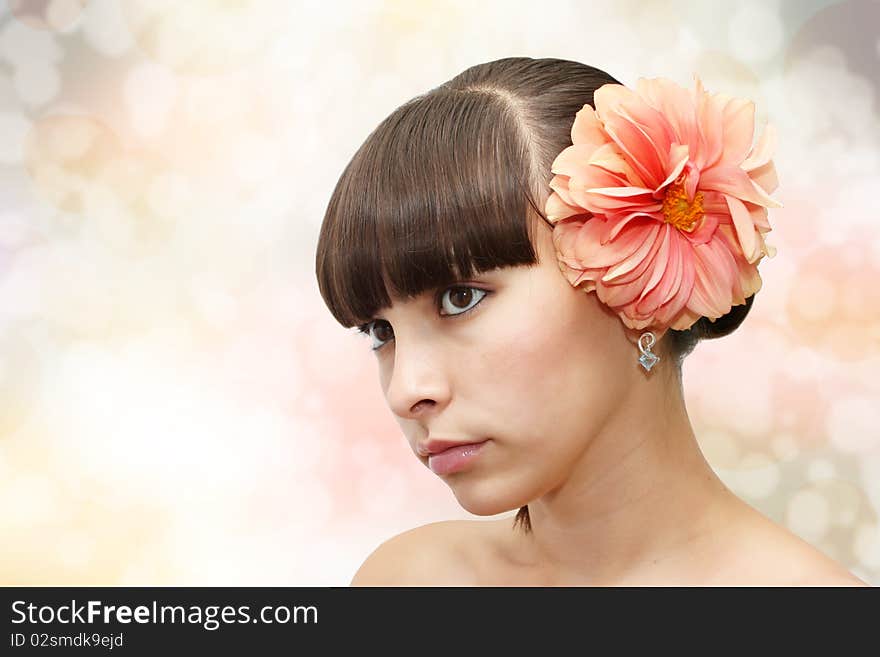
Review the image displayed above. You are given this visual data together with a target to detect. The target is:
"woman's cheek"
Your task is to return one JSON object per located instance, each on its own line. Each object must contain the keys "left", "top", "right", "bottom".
{"left": 476, "top": 316, "right": 574, "bottom": 424}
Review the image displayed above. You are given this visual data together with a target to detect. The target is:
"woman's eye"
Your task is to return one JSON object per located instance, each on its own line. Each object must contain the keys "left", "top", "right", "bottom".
{"left": 357, "top": 286, "right": 488, "bottom": 351}
{"left": 438, "top": 286, "right": 487, "bottom": 317}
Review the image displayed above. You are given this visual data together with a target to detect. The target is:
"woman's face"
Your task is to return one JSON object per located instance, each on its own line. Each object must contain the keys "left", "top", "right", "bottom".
{"left": 368, "top": 221, "right": 647, "bottom": 516}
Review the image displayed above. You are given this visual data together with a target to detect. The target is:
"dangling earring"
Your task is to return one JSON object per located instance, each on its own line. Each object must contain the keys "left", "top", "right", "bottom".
{"left": 638, "top": 331, "right": 659, "bottom": 371}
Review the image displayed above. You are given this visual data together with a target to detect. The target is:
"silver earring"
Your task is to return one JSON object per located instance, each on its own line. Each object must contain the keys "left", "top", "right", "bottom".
{"left": 638, "top": 331, "right": 659, "bottom": 371}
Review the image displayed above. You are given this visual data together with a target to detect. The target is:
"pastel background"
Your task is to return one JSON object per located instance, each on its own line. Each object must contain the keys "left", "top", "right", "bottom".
{"left": 0, "top": 0, "right": 878, "bottom": 585}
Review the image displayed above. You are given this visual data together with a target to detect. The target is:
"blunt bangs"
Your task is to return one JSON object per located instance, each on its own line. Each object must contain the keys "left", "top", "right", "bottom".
{"left": 316, "top": 88, "right": 547, "bottom": 329}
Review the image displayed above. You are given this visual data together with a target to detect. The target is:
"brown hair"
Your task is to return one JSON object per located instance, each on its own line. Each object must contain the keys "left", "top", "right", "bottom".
{"left": 315, "top": 57, "right": 756, "bottom": 536}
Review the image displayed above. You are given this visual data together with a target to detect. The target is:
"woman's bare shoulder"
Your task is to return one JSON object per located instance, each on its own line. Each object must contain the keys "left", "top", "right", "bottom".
{"left": 720, "top": 511, "right": 870, "bottom": 586}
{"left": 767, "top": 540, "right": 869, "bottom": 587}
{"left": 350, "top": 515, "right": 873, "bottom": 587}
{"left": 349, "top": 520, "right": 479, "bottom": 586}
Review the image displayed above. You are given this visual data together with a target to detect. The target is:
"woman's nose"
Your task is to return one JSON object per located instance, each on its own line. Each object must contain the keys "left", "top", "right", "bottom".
{"left": 384, "top": 333, "right": 451, "bottom": 420}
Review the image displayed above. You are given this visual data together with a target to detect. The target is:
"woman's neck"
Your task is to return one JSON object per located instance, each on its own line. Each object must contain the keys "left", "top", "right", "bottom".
{"left": 510, "top": 383, "right": 743, "bottom": 585}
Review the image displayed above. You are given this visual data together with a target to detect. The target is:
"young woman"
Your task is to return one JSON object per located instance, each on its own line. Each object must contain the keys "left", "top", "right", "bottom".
{"left": 316, "top": 57, "right": 868, "bottom": 586}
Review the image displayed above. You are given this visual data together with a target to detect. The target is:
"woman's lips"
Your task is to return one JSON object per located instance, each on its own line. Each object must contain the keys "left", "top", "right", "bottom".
{"left": 427, "top": 440, "right": 489, "bottom": 475}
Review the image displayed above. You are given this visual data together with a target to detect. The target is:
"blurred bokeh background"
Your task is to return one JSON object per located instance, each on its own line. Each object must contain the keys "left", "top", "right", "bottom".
{"left": 0, "top": 0, "right": 878, "bottom": 585}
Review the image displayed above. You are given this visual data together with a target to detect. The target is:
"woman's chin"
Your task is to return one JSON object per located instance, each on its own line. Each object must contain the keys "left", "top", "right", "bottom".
{"left": 449, "top": 482, "right": 529, "bottom": 517}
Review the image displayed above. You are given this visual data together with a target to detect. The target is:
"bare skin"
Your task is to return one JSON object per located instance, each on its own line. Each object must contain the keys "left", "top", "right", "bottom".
{"left": 472, "top": 511, "right": 868, "bottom": 586}
{"left": 353, "top": 216, "right": 870, "bottom": 587}
{"left": 354, "top": 515, "right": 868, "bottom": 586}
{"left": 351, "top": 513, "right": 870, "bottom": 586}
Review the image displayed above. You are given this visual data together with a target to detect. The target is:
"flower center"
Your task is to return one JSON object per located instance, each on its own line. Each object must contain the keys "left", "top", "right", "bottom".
{"left": 662, "top": 174, "right": 704, "bottom": 232}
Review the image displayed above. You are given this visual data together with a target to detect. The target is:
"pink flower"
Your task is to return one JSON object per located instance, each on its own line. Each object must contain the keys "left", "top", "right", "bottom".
{"left": 545, "top": 75, "right": 781, "bottom": 332}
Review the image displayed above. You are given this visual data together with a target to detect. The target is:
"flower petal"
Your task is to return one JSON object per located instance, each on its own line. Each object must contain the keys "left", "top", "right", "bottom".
{"left": 637, "top": 76, "right": 701, "bottom": 151}
{"left": 748, "top": 202, "right": 771, "bottom": 230}
{"left": 571, "top": 103, "right": 610, "bottom": 151}
{"left": 720, "top": 96, "right": 756, "bottom": 164}
{"left": 607, "top": 210, "right": 662, "bottom": 241}
{"left": 748, "top": 160, "right": 779, "bottom": 196}
{"left": 681, "top": 211, "right": 719, "bottom": 246}
{"left": 634, "top": 222, "right": 673, "bottom": 301}
{"left": 575, "top": 184, "right": 659, "bottom": 214}
{"left": 655, "top": 143, "right": 690, "bottom": 190}
{"left": 700, "top": 189, "right": 730, "bottom": 214}
{"left": 716, "top": 224, "right": 764, "bottom": 301}
{"left": 700, "top": 163, "right": 783, "bottom": 208}
{"left": 602, "top": 220, "right": 663, "bottom": 282}
{"left": 553, "top": 216, "right": 655, "bottom": 270}
{"left": 587, "top": 142, "right": 647, "bottom": 187}
{"left": 561, "top": 261, "right": 604, "bottom": 292}
{"left": 597, "top": 225, "right": 665, "bottom": 307}
{"left": 586, "top": 185, "right": 656, "bottom": 197}
{"left": 548, "top": 174, "right": 578, "bottom": 208}
{"left": 725, "top": 195, "right": 759, "bottom": 263}
{"left": 662, "top": 233, "right": 691, "bottom": 306}
{"left": 637, "top": 229, "right": 691, "bottom": 319}
{"left": 662, "top": 239, "right": 698, "bottom": 330}
{"left": 694, "top": 80, "right": 727, "bottom": 170}
{"left": 566, "top": 163, "right": 630, "bottom": 211}
{"left": 741, "top": 122, "right": 776, "bottom": 171}
{"left": 551, "top": 143, "right": 603, "bottom": 178}
{"left": 595, "top": 84, "right": 673, "bottom": 188}
{"left": 668, "top": 305, "right": 703, "bottom": 331}
{"left": 687, "top": 237, "right": 737, "bottom": 318}
{"left": 601, "top": 117, "right": 668, "bottom": 189}
{"left": 545, "top": 190, "right": 585, "bottom": 222}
